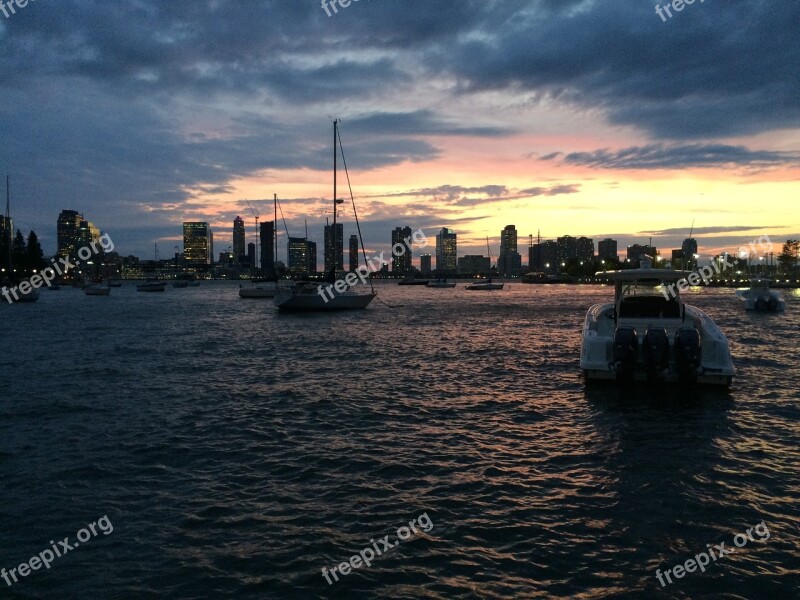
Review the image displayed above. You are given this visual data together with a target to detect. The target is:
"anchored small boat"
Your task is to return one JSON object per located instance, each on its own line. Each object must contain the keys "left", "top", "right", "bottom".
{"left": 735, "top": 277, "right": 786, "bottom": 312}
{"left": 426, "top": 278, "right": 456, "bottom": 288}
{"left": 580, "top": 261, "right": 735, "bottom": 386}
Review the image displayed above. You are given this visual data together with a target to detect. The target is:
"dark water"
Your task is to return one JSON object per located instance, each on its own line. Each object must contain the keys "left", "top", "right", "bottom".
{"left": 1, "top": 282, "right": 799, "bottom": 599}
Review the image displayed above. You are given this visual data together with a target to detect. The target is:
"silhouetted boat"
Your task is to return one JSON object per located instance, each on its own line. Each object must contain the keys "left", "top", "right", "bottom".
{"left": 736, "top": 277, "right": 786, "bottom": 312}
{"left": 275, "top": 120, "right": 375, "bottom": 312}
{"left": 580, "top": 260, "right": 735, "bottom": 386}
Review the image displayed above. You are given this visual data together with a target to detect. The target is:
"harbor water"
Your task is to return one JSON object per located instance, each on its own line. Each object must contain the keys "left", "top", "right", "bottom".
{"left": 1, "top": 283, "right": 798, "bottom": 598}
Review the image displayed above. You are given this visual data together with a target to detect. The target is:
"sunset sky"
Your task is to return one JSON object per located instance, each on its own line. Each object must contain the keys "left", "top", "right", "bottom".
{"left": 1, "top": 0, "right": 798, "bottom": 264}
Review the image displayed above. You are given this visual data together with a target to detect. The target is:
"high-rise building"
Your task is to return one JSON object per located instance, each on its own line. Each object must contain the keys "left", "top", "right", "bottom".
{"left": 458, "top": 255, "right": 491, "bottom": 276}
{"left": 557, "top": 235, "right": 577, "bottom": 264}
{"left": 391, "top": 226, "right": 413, "bottom": 274}
{"left": 531, "top": 240, "right": 559, "bottom": 273}
{"left": 287, "top": 237, "right": 309, "bottom": 274}
{"left": 420, "top": 254, "right": 432, "bottom": 277}
{"left": 498, "top": 225, "right": 522, "bottom": 277}
{"left": 576, "top": 237, "right": 594, "bottom": 262}
{"left": 1, "top": 214, "right": 12, "bottom": 265}
{"left": 627, "top": 244, "right": 658, "bottom": 263}
{"left": 435, "top": 228, "right": 457, "bottom": 273}
{"left": 349, "top": 235, "right": 359, "bottom": 272}
{"left": 682, "top": 238, "right": 698, "bottom": 269}
{"left": 324, "top": 223, "right": 343, "bottom": 274}
{"left": 233, "top": 216, "right": 246, "bottom": 260}
{"left": 598, "top": 238, "right": 618, "bottom": 262}
{"left": 306, "top": 240, "right": 317, "bottom": 273}
{"left": 57, "top": 210, "right": 85, "bottom": 260}
{"left": 247, "top": 243, "right": 256, "bottom": 268}
{"left": 260, "top": 221, "right": 275, "bottom": 273}
{"left": 78, "top": 219, "right": 100, "bottom": 250}
{"left": 183, "top": 222, "right": 212, "bottom": 265}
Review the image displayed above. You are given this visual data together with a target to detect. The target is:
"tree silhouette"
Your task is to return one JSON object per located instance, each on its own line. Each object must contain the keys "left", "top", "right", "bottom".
{"left": 778, "top": 240, "right": 799, "bottom": 274}
{"left": 25, "top": 231, "right": 46, "bottom": 274}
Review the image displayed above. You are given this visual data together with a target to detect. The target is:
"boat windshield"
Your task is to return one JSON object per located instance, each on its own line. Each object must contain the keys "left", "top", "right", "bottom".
{"left": 616, "top": 281, "right": 682, "bottom": 319}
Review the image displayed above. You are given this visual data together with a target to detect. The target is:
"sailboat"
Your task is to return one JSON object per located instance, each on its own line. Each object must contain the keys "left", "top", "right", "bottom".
{"left": 274, "top": 120, "right": 376, "bottom": 311}
{"left": 2, "top": 176, "right": 39, "bottom": 303}
{"left": 137, "top": 244, "right": 167, "bottom": 292}
{"left": 240, "top": 194, "right": 290, "bottom": 298}
{"left": 465, "top": 237, "right": 504, "bottom": 290}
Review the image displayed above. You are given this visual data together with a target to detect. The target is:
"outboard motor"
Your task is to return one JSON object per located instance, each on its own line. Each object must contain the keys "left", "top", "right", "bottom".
{"left": 767, "top": 296, "right": 779, "bottom": 312}
{"left": 674, "top": 327, "right": 702, "bottom": 383}
{"left": 643, "top": 328, "right": 670, "bottom": 380}
{"left": 755, "top": 297, "right": 768, "bottom": 311}
{"left": 613, "top": 326, "right": 638, "bottom": 381}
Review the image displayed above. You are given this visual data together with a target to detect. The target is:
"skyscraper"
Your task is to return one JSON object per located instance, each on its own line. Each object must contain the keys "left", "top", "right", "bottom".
{"left": 598, "top": 238, "right": 618, "bottom": 262}
{"left": 557, "top": 235, "right": 577, "bottom": 264}
{"left": 682, "top": 238, "right": 698, "bottom": 268}
{"left": 391, "top": 226, "right": 413, "bottom": 274}
{"left": 233, "top": 216, "right": 246, "bottom": 260}
{"left": 435, "top": 228, "right": 457, "bottom": 273}
{"left": 306, "top": 240, "right": 317, "bottom": 273}
{"left": 57, "top": 210, "right": 85, "bottom": 260}
{"left": 576, "top": 237, "right": 594, "bottom": 262}
{"left": 420, "top": 254, "right": 432, "bottom": 277}
{"left": 260, "top": 221, "right": 275, "bottom": 274}
{"left": 247, "top": 242, "right": 256, "bottom": 268}
{"left": 324, "top": 223, "right": 343, "bottom": 274}
{"left": 183, "top": 222, "right": 212, "bottom": 265}
{"left": 287, "top": 237, "right": 309, "bottom": 274}
{"left": 349, "top": 234, "right": 359, "bottom": 272}
{"left": 498, "top": 225, "right": 521, "bottom": 277}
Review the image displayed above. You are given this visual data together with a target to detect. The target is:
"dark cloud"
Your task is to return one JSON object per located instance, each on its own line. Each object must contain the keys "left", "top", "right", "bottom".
{"left": 543, "top": 144, "right": 800, "bottom": 170}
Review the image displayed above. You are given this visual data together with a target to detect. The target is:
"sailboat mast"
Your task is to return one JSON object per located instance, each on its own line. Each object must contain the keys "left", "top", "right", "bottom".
{"left": 274, "top": 193, "right": 278, "bottom": 277}
{"left": 333, "top": 119, "right": 338, "bottom": 232}
{"left": 4, "top": 175, "right": 10, "bottom": 273}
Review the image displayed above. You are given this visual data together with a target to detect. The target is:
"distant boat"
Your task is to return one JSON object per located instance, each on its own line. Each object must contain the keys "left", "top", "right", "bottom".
{"left": 138, "top": 244, "right": 166, "bottom": 292}
{"left": 426, "top": 278, "right": 456, "bottom": 288}
{"left": 137, "top": 279, "right": 166, "bottom": 292}
{"left": 736, "top": 277, "right": 786, "bottom": 312}
{"left": 274, "top": 120, "right": 376, "bottom": 312}
{"left": 465, "top": 237, "right": 504, "bottom": 290}
{"left": 1, "top": 176, "right": 39, "bottom": 303}
{"left": 84, "top": 282, "right": 110, "bottom": 296}
{"left": 399, "top": 278, "right": 430, "bottom": 286}
{"left": 580, "top": 259, "right": 735, "bottom": 386}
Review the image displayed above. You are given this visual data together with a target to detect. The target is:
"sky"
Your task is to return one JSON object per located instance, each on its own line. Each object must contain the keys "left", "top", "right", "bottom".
{"left": 1, "top": 0, "right": 798, "bottom": 266}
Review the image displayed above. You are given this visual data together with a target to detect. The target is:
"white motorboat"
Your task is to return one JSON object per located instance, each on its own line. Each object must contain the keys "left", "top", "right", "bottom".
{"left": 273, "top": 120, "right": 376, "bottom": 313}
{"left": 580, "top": 263, "right": 735, "bottom": 386}
{"left": 735, "top": 277, "right": 786, "bottom": 312}
{"left": 426, "top": 279, "right": 456, "bottom": 288}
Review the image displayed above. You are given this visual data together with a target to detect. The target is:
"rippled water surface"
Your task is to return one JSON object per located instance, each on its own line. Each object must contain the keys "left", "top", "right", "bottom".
{"left": 1, "top": 282, "right": 799, "bottom": 599}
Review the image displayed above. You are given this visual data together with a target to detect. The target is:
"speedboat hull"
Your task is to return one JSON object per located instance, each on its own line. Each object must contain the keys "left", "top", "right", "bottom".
{"left": 580, "top": 302, "right": 735, "bottom": 386}
{"left": 465, "top": 283, "right": 504, "bottom": 290}
{"left": 735, "top": 289, "right": 786, "bottom": 312}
